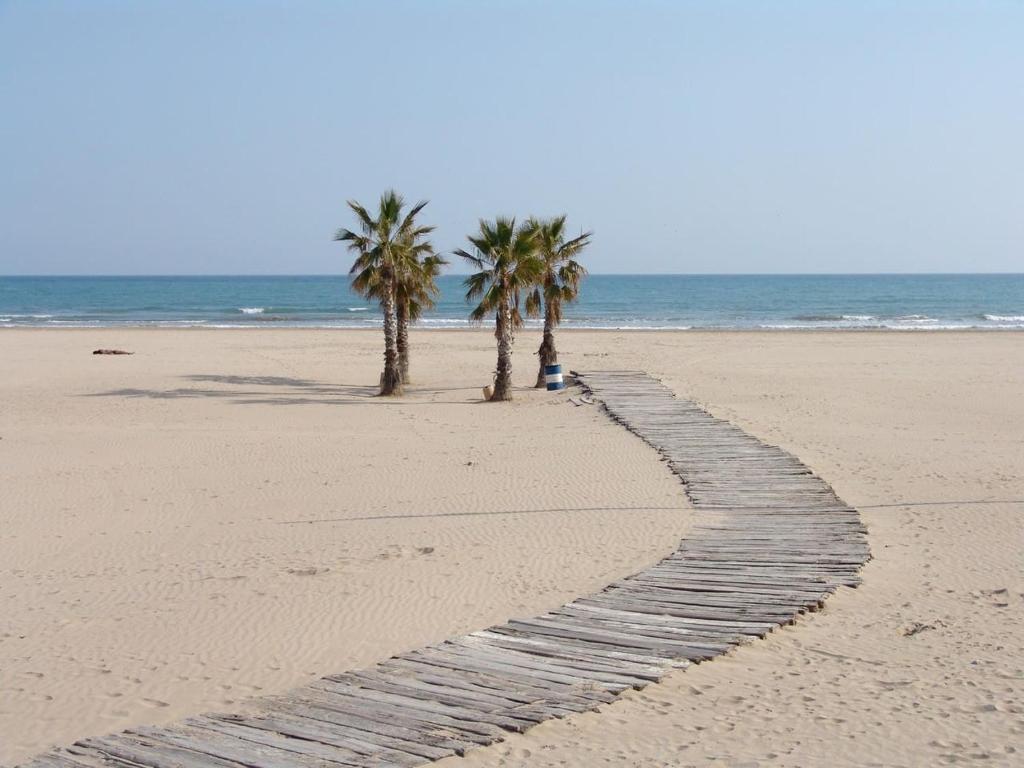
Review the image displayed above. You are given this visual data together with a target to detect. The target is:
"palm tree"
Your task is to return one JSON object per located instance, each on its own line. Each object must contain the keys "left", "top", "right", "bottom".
{"left": 335, "top": 190, "right": 432, "bottom": 395}
{"left": 456, "top": 218, "right": 542, "bottom": 401}
{"left": 525, "top": 216, "right": 592, "bottom": 387}
{"left": 350, "top": 229, "right": 444, "bottom": 386}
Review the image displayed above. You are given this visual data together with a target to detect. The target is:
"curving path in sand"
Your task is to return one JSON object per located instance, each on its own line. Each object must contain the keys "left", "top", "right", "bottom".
{"left": 17, "top": 371, "right": 869, "bottom": 768}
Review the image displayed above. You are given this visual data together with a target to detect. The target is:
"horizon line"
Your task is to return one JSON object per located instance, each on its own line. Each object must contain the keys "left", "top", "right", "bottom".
{"left": 4, "top": 272, "right": 1024, "bottom": 279}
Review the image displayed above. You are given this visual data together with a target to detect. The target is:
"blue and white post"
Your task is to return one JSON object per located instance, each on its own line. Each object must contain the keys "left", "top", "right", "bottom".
{"left": 545, "top": 363, "right": 565, "bottom": 391}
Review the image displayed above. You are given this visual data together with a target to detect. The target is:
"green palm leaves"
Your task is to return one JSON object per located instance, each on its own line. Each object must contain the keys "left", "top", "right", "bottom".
{"left": 337, "top": 192, "right": 590, "bottom": 401}
{"left": 456, "top": 218, "right": 544, "bottom": 401}
{"left": 335, "top": 190, "right": 439, "bottom": 395}
{"left": 456, "top": 215, "right": 588, "bottom": 400}
{"left": 456, "top": 217, "right": 544, "bottom": 324}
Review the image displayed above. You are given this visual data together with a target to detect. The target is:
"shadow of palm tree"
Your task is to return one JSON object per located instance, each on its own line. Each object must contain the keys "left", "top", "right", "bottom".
{"left": 85, "top": 374, "right": 482, "bottom": 406}
{"left": 185, "top": 374, "right": 325, "bottom": 387}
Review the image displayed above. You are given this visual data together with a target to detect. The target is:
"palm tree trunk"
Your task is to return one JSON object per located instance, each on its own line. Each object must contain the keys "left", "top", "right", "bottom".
{"left": 396, "top": 300, "right": 410, "bottom": 384}
{"left": 491, "top": 295, "right": 514, "bottom": 401}
{"left": 380, "top": 278, "right": 403, "bottom": 396}
{"left": 535, "top": 303, "right": 558, "bottom": 387}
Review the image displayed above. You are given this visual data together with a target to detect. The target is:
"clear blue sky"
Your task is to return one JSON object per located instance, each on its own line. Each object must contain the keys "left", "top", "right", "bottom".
{"left": 1, "top": 1, "right": 1021, "bottom": 275}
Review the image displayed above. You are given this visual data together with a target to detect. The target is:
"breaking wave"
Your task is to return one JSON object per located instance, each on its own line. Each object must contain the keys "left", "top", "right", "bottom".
{"left": 983, "top": 314, "right": 1024, "bottom": 322}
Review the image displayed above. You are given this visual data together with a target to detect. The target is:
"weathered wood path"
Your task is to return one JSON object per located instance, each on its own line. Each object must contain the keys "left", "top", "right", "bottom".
{"left": 18, "top": 371, "right": 869, "bottom": 768}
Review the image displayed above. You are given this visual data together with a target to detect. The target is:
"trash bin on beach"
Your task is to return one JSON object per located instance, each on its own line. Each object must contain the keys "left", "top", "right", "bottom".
{"left": 545, "top": 363, "right": 565, "bottom": 391}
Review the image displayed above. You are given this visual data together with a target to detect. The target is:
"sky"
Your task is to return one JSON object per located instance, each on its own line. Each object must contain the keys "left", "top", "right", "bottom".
{"left": 1, "top": 1, "right": 1022, "bottom": 275}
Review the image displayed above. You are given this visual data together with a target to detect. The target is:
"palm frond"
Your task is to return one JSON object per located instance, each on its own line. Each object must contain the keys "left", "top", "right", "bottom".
{"left": 521, "top": 216, "right": 592, "bottom": 331}
{"left": 398, "top": 200, "right": 429, "bottom": 234}
{"left": 454, "top": 248, "right": 487, "bottom": 271}
{"left": 510, "top": 308, "right": 523, "bottom": 328}
{"left": 468, "top": 302, "right": 489, "bottom": 322}
{"left": 463, "top": 270, "right": 491, "bottom": 301}
{"left": 346, "top": 201, "right": 376, "bottom": 236}
{"left": 558, "top": 231, "right": 593, "bottom": 262}
{"left": 524, "top": 287, "right": 542, "bottom": 318}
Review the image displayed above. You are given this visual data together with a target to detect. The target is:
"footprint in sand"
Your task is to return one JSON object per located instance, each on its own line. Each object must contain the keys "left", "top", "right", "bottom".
{"left": 376, "top": 545, "right": 435, "bottom": 560}
{"left": 140, "top": 698, "right": 169, "bottom": 708}
{"left": 285, "top": 566, "right": 330, "bottom": 576}
{"left": 983, "top": 587, "right": 1010, "bottom": 607}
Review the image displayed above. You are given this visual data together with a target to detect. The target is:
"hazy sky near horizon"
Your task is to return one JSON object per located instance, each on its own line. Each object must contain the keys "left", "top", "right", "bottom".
{"left": 1, "top": 1, "right": 1022, "bottom": 275}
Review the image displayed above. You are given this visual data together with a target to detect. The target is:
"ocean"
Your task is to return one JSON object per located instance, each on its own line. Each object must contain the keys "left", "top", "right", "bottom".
{"left": 2, "top": 274, "right": 1023, "bottom": 330}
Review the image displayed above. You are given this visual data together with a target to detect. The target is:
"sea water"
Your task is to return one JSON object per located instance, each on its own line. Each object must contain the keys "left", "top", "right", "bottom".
{"left": 2, "top": 274, "right": 1022, "bottom": 330}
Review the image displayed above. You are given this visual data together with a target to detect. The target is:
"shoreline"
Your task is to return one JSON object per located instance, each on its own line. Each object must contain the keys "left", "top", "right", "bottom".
{"left": 4, "top": 326, "right": 1024, "bottom": 333}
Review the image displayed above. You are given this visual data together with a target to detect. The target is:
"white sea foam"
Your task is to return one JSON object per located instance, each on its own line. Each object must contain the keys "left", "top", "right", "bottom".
{"left": 239, "top": 307, "right": 264, "bottom": 314}
{"left": 983, "top": 314, "right": 1024, "bottom": 322}
{"left": 759, "top": 322, "right": 979, "bottom": 331}
{"left": 347, "top": 307, "right": 369, "bottom": 312}
{"left": 593, "top": 325, "right": 693, "bottom": 330}
{"left": 895, "top": 314, "right": 937, "bottom": 323}
{"left": 793, "top": 314, "right": 877, "bottom": 323}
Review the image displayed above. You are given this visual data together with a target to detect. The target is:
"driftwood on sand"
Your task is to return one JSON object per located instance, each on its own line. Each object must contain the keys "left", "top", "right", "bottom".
{"left": 92, "top": 349, "right": 133, "bottom": 355}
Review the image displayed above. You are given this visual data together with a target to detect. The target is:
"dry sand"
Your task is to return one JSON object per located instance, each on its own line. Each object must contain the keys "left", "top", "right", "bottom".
{"left": 2, "top": 329, "right": 1023, "bottom": 767}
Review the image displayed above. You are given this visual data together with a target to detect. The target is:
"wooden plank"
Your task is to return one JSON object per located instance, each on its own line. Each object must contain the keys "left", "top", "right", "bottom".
{"left": 309, "top": 678, "right": 529, "bottom": 733}
{"left": 74, "top": 736, "right": 253, "bottom": 768}
{"left": 187, "top": 715, "right": 454, "bottom": 764}
{"left": 471, "top": 628, "right": 677, "bottom": 674}
{"left": 379, "top": 656, "right": 615, "bottom": 706}
{"left": 124, "top": 725, "right": 357, "bottom": 768}
{"left": 198, "top": 713, "right": 417, "bottom": 766}
{"left": 266, "top": 693, "right": 490, "bottom": 750}
{"left": 407, "top": 644, "right": 628, "bottom": 693}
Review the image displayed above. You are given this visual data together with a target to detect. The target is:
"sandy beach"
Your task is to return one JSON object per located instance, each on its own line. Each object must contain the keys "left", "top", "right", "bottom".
{"left": 2, "top": 328, "right": 1023, "bottom": 766}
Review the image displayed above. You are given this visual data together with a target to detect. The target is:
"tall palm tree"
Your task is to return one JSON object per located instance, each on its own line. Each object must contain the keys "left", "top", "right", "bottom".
{"left": 351, "top": 231, "right": 444, "bottom": 385}
{"left": 350, "top": 230, "right": 442, "bottom": 385}
{"left": 335, "top": 190, "right": 432, "bottom": 395}
{"left": 456, "top": 217, "right": 542, "bottom": 401}
{"left": 525, "top": 216, "right": 592, "bottom": 387}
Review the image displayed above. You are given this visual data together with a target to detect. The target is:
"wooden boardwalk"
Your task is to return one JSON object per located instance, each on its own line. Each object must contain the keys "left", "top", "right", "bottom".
{"left": 18, "top": 371, "right": 869, "bottom": 768}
